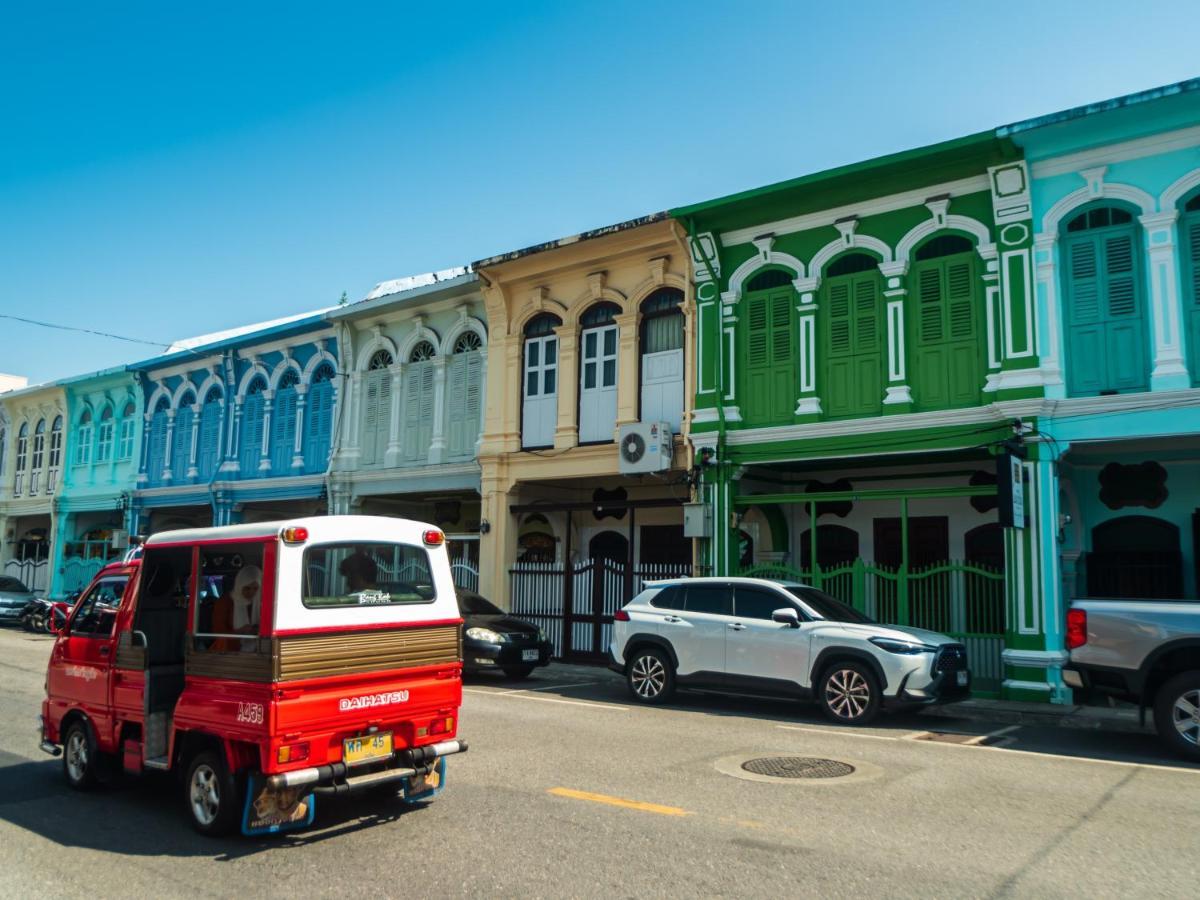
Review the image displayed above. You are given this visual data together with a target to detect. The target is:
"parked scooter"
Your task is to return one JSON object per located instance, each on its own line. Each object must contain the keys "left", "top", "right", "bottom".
{"left": 20, "top": 593, "right": 77, "bottom": 633}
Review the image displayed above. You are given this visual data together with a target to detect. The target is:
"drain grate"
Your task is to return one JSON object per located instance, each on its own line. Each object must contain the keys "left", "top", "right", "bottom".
{"left": 740, "top": 756, "right": 855, "bottom": 779}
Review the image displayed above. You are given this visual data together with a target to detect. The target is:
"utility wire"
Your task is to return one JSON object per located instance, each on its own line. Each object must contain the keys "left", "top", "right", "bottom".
{"left": 0, "top": 313, "right": 176, "bottom": 351}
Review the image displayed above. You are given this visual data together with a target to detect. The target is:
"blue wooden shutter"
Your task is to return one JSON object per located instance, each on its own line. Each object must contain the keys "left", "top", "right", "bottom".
{"left": 171, "top": 407, "right": 193, "bottom": 481}
{"left": 240, "top": 394, "right": 264, "bottom": 474}
{"left": 304, "top": 379, "right": 333, "bottom": 471}
{"left": 271, "top": 386, "right": 297, "bottom": 472}
{"left": 1102, "top": 233, "right": 1146, "bottom": 391}
{"left": 197, "top": 400, "right": 221, "bottom": 479}
{"left": 148, "top": 411, "right": 168, "bottom": 484}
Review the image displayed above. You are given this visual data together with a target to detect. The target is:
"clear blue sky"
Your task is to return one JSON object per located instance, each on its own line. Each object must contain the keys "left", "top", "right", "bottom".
{"left": 2, "top": 1, "right": 1197, "bottom": 384}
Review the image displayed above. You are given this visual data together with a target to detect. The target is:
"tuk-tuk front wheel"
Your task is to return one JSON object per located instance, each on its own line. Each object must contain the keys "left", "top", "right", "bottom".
{"left": 63, "top": 720, "right": 99, "bottom": 791}
{"left": 185, "top": 750, "right": 242, "bottom": 836}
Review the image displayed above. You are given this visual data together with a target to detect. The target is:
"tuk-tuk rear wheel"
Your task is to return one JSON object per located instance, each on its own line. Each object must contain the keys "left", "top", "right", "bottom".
{"left": 185, "top": 750, "right": 242, "bottom": 836}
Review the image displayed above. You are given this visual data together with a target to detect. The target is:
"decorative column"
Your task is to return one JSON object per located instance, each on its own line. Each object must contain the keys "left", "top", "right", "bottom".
{"left": 792, "top": 275, "right": 821, "bottom": 417}
{"left": 137, "top": 411, "right": 152, "bottom": 486}
{"left": 478, "top": 471, "right": 519, "bottom": 607}
{"left": 384, "top": 364, "right": 403, "bottom": 467}
{"left": 614, "top": 311, "right": 640, "bottom": 432}
{"left": 1140, "top": 210, "right": 1191, "bottom": 390}
{"left": 553, "top": 322, "right": 579, "bottom": 450}
{"left": 428, "top": 356, "right": 449, "bottom": 464}
{"left": 186, "top": 399, "right": 201, "bottom": 481}
{"left": 162, "top": 409, "right": 175, "bottom": 483}
{"left": 258, "top": 391, "right": 273, "bottom": 473}
{"left": 986, "top": 161, "right": 1045, "bottom": 398}
{"left": 878, "top": 261, "right": 914, "bottom": 408}
{"left": 688, "top": 231, "right": 723, "bottom": 431}
{"left": 292, "top": 384, "right": 307, "bottom": 470}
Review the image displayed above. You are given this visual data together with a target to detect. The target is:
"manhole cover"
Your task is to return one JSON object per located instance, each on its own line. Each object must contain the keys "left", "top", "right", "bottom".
{"left": 740, "top": 756, "right": 855, "bottom": 779}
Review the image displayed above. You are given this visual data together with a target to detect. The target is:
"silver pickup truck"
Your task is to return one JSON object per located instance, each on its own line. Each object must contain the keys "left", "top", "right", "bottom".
{"left": 1063, "top": 598, "right": 1200, "bottom": 760}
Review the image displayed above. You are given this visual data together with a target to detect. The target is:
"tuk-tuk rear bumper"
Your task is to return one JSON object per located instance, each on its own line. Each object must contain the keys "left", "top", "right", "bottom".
{"left": 266, "top": 738, "right": 468, "bottom": 794}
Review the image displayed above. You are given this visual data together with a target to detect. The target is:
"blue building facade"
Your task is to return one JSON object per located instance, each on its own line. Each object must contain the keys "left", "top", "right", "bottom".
{"left": 129, "top": 312, "right": 339, "bottom": 534}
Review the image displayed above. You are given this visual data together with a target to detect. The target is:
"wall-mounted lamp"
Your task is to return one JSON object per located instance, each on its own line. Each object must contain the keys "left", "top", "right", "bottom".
{"left": 478, "top": 519, "right": 491, "bottom": 535}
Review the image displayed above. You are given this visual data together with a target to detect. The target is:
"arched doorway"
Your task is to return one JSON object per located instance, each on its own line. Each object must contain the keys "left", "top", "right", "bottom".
{"left": 1087, "top": 516, "right": 1183, "bottom": 599}
{"left": 800, "top": 524, "right": 861, "bottom": 571}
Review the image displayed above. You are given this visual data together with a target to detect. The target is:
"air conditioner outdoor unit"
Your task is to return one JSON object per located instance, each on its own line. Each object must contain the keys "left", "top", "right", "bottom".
{"left": 618, "top": 421, "right": 673, "bottom": 475}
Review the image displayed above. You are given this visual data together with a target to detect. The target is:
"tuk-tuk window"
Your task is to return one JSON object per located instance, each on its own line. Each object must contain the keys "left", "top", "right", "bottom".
{"left": 69, "top": 576, "right": 127, "bottom": 637}
{"left": 303, "top": 542, "right": 435, "bottom": 608}
{"left": 194, "top": 543, "right": 267, "bottom": 651}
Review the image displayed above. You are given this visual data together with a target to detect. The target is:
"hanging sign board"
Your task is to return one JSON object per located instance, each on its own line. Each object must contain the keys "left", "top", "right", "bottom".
{"left": 997, "top": 450, "right": 1025, "bottom": 529}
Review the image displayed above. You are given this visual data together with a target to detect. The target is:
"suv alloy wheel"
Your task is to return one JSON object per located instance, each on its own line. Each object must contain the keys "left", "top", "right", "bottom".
{"left": 818, "top": 661, "right": 881, "bottom": 725}
{"left": 626, "top": 646, "right": 675, "bottom": 704}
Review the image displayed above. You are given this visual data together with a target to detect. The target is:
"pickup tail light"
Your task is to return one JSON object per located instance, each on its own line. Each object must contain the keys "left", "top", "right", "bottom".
{"left": 277, "top": 741, "right": 310, "bottom": 764}
{"left": 1066, "top": 609, "right": 1087, "bottom": 650}
{"left": 613, "top": 609, "right": 630, "bottom": 622}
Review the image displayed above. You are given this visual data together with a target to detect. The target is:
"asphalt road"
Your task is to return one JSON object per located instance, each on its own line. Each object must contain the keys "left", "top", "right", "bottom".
{"left": 1, "top": 627, "right": 1197, "bottom": 899}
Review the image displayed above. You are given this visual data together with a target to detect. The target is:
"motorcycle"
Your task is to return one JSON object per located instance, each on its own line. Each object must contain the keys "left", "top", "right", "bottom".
{"left": 20, "top": 593, "right": 77, "bottom": 633}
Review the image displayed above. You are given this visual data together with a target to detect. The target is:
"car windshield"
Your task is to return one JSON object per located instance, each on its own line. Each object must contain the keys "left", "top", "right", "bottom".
{"left": 784, "top": 586, "right": 874, "bottom": 623}
{"left": 457, "top": 590, "right": 504, "bottom": 616}
{"left": 0, "top": 577, "right": 29, "bottom": 593}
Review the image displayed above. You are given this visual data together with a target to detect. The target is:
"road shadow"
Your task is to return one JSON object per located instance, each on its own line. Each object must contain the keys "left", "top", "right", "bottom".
{"left": 0, "top": 749, "right": 436, "bottom": 859}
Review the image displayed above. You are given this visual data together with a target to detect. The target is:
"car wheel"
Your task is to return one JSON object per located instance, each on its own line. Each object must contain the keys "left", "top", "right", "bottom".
{"left": 818, "top": 661, "right": 881, "bottom": 726}
{"left": 62, "top": 720, "right": 99, "bottom": 791}
{"left": 185, "top": 750, "right": 243, "bottom": 837}
{"left": 503, "top": 666, "right": 535, "bottom": 680}
{"left": 626, "top": 647, "right": 675, "bottom": 704}
{"left": 1153, "top": 670, "right": 1200, "bottom": 761}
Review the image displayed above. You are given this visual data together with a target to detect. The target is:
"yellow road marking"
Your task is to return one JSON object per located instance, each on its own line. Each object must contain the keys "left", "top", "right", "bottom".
{"left": 548, "top": 787, "right": 692, "bottom": 817}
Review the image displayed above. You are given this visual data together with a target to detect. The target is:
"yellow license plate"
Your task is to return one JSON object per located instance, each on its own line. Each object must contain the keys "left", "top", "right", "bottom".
{"left": 343, "top": 732, "right": 393, "bottom": 765}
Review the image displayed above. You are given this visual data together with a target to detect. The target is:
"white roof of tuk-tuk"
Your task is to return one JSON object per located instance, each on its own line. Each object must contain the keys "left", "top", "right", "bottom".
{"left": 144, "top": 515, "right": 440, "bottom": 547}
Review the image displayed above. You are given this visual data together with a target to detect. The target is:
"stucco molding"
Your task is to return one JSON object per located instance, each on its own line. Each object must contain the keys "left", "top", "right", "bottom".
{"left": 268, "top": 357, "right": 303, "bottom": 392}
{"left": 396, "top": 319, "right": 443, "bottom": 362}
{"left": 300, "top": 348, "right": 338, "bottom": 385}
{"left": 355, "top": 331, "right": 399, "bottom": 372}
{"left": 145, "top": 384, "right": 173, "bottom": 416}
{"left": 1160, "top": 166, "right": 1200, "bottom": 211}
{"left": 1039, "top": 181, "right": 1157, "bottom": 236}
{"left": 566, "top": 287, "right": 630, "bottom": 328}
{"left": 723, "top": 251, "right": 807, "bottom": 304}
{"left": 439, "top": 314, "right": 489, "bottom": 356}
{"left": 895, "top": 214, "right": 996, "bottom": 265}
{"left": 628, "top": 272, "right": 688, "bottom": 311}
{"left": 172, "top": 381, "right": 198, "bottom": 409}
{"left": 235, "top": 362, "right": 271, "bottom": 400}
{"left": 808, "top": 233, "right": 894, "bottom": 277}
{"left": 194, "top": 372, "right": 225, "bottom": 405}
{"left": 511, "top": 299, "right": 568, "bottom": 337}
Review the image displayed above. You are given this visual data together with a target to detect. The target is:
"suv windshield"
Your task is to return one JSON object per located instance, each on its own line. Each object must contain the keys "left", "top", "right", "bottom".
{"left": 303, "top": 542, "right": 435, "bottom": 608}
{"left": 785, "top": 587, "right": 874, "bottom": 623}
{"left": 457, "top": 590, "right": 504, "bottom": 616}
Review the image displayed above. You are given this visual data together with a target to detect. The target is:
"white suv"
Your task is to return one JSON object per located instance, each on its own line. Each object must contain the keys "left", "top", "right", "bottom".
{"left": 609, "top": 577, "right": 970, "bottom": 725}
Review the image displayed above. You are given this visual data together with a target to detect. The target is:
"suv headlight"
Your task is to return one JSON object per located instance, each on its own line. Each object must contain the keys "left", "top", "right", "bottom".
{"left": 869, "top": 637, "right": 936, "bottom": 655}
{"left": 466, "top": 627, "right": 507, "bottom": 644}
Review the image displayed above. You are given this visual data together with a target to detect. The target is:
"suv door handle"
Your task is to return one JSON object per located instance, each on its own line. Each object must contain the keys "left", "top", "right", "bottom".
{"left": 662, "top": 616, "right": 682, "bottom": 624}
{"left": 727, "top": 623, "right": 746, "bottom": 631}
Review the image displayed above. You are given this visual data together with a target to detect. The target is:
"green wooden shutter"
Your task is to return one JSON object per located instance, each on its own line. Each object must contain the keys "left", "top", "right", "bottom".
{"left": 1186, "top": 214, "right": 1200, "bottom": 385}
{"left": 912, "top": 254, "right": 981, "bottom": 410}
{"left": 822, "top": 273, "right": 881, "bottom": 419}
{"left": 403, "top": 365, "right": 422, "bottom": 461}
{"left": 747, "top": 296, "right": 769, "bottom": 367}
{"left": 917, "top": 266, "right": 944, "bottom": 342}
{"left": 743, "top": 285, "right": 794, "bottom": 424}
{"left": 1102, "top": 232, "right": 1145, "bottom": 391}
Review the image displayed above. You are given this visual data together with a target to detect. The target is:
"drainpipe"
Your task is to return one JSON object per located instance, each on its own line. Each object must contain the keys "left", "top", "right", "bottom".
{"left": 684, "top": 216, "right": 729, "bottom": 573}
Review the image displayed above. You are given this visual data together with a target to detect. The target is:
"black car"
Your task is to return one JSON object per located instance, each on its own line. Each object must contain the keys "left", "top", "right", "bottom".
{"left": 457, "top": 589, "right": 552, "bottom": 679}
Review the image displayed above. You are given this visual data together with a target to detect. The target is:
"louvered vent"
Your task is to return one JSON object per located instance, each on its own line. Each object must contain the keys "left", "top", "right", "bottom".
{"left": 747, "top": 298, "right": 768, "bottom": 366}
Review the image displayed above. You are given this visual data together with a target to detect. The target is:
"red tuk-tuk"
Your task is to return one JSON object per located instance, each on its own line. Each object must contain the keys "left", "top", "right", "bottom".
{"left": 39, "top": 516, "right": 467, "bottom": 835}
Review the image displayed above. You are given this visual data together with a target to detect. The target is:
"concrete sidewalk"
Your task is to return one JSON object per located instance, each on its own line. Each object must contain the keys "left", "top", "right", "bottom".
{"left": 919, "top": 697, "right": 1150, "bottom": 734}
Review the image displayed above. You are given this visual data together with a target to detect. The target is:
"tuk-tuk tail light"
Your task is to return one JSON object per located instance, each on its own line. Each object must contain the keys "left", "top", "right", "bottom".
{"left": 428, "top": 716, "right": 454, "bottom": 736}
{"left": 281, "top": 526, "right": 309, "bottom": 544}
{"left": 277, "top": 741, "right": 310, "bottom": 764}
{"left": 423, "top": 529, "right": 445, "bottom": 547}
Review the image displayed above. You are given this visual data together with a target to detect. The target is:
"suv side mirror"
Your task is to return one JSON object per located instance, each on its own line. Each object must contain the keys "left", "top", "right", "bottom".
{"left": 772, "top": 608, "right": 800, "bottom": 628}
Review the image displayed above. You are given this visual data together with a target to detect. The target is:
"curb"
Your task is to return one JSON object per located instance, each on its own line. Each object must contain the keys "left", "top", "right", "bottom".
{"left": 918, "top": 699, "right": 1151, "bottom": 735}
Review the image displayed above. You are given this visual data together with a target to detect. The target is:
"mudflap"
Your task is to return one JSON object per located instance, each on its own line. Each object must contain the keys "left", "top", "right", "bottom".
{"left": 402, "top": 756, "right": 446, "bottom": 803}
{"left": 242, "top": 773, "right": 317, "bottom": 836}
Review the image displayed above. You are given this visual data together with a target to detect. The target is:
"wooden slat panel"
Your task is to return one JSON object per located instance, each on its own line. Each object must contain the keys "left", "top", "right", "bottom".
{"left": 185, "top": 642, "right": 275, "bottom": 682}
{"left": 276, "top": 625, "right": 461, "bottom": 681}
{"left": 114, "top": 630, "right": 145, "bottom": 670}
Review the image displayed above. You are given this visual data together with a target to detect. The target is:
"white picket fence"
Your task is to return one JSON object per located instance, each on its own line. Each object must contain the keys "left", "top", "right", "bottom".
{"left": 510, "top": 558, "right": 691, "bottom": 659}
{"left": 4, "top": 557, "right": 49, "bottom": 593}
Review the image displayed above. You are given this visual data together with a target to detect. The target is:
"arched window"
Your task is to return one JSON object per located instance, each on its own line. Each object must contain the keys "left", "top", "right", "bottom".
{"left": 1061, "top": 203, "right": 1147, "bottom": 395}
{"left": 361, "top": 349, "right": 394, "bottom": 466}
{"left": 523, "top": 313, "right": 562, "bottom": 449}
{"left": 76, "top": 411, "right": 94, "bottom": 466}
{"left": 197, "top": 388, "right": 223, "bottom": 480}
{"left": 820, "top": 253, "right": 883, "bottom": 419}
{"left": 14, "top": 423, "right": 28, "bottom": 494}
{"left": 1180, "top": 191, "right": 1200, "bottom": 385}
{"left": 579, "top": 302, "right": 620, "bottom": 443}
{"left": 0, "top": 427, "right": 5, "bottom": 479}
{"left": 117, "top": 401, "right": 136, "bottom": 460}
{"left": 30, "top": 419, "right": 46, "bottom": 492}
{"left": 447, "top": 331, "right": 483, "bottom": 459}
{"left": 742, "top": 269, "right": 796, "bottom": 425}
{"left": 640, "top": 288, "right": 684, "bottom": 431}
{"left": 304, "top": 363, "right": 335, "bottom": 471}
{"left": 404, "top": 340, "right": 438, "bottom": 463}
{"left": 1087, "top": 515, "right": 1182, "bottom": 599}
{"left": 271, "top": 369, "right": 300, "bottom": 473}
{"left": 146, "top": 396, "right": 170, "bottom": 484}
{"left": 47, "top": 416, "right": 62, "bottom": 491}
{"left": 911, "top": 233, "right": 983, "bottom": 410}
{"left": 239, "top": 377, "right": 267, "bottom": 475}
{"left": 172, "top": 391, "right": 196, "bottom": 482}
{"left": 96, "top": 406, "right": 114, "bottom": 463}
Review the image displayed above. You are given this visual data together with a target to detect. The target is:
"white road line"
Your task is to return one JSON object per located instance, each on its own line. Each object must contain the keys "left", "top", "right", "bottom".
{"left": 526, "top": 680, "right": 602, "bottom": 692}
{"left": 463, "top": 688, "right": 629, "bottom": 711}
{"left": 963, "top": 725, "right": 1022, "bottom": 745}
{"left": 776, "top": 724, "right": 904, "bottom": 742}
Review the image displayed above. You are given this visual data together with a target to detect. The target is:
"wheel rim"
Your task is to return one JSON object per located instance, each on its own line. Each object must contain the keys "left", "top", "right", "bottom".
{"left": 65, "top": 730, "right": 88, "bottom": 782}
{"left": 825, "top": 668, "right": 871, "bottom": 720}
{"left": 1171, "top": 688, "right": 1200, "bottom": 746}
{"left": 190, "top": 764, "right": 221, "bottom": 826}
{"left": 631, "top": 654, "right": 666, "bottom": 698}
